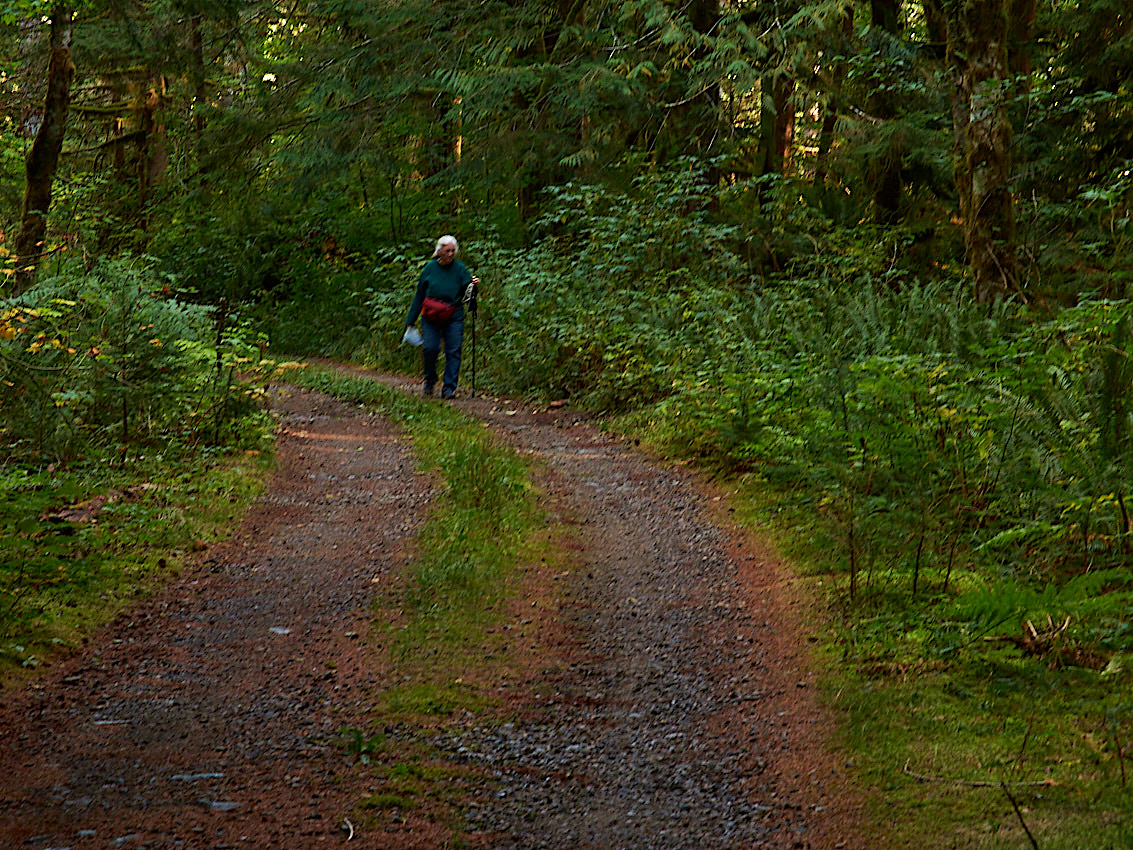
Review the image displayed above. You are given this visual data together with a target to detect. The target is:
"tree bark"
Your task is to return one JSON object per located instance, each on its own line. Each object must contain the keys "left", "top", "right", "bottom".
{"left": 773, "top": 74, "right": 796, "bottom": 173}
{"left": 12, "top": 6, "right": 74, "bottom": 295}
{"left": 686, "top": 0, "right": 723, "bottom": 157}
{"left": 758, "top": 72, "right": 795, "bottom": 178}
{"left": 923, "top": 0, "right": 948, "bottom": 60}
{"left": 948, "top": 0, "right": 1019, "bottom": 302}
{"left": 1009, "top": 0, "right": 1037, "bottom": 77}
{"left": 137, "top": 77, "right": 169, "bottom": 212}
{"left": 189, "top": 14, "right": 208, "bottom": 143}
{"left": 871, "top": 0, "right": 900, "bottom": 35}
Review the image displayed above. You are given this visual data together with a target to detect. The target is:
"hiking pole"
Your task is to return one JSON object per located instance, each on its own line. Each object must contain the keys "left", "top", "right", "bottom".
{"left": 465, "top": 280, "right": 478, "bottom": 397}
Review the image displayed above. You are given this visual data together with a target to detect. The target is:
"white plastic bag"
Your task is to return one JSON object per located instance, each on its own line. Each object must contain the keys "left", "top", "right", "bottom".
{"left": 402, "top": 326, "right": 423, "bottom": 347}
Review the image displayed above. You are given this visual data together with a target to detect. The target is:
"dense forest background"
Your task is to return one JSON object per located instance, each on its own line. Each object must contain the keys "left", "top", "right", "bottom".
{"left": 2, "top": 0, "right": 1132, "bottom": 845}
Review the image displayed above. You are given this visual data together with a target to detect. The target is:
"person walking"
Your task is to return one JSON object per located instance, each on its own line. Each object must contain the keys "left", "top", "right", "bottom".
{"left": 404, "top": 235, "right": 479, "bottom": 399}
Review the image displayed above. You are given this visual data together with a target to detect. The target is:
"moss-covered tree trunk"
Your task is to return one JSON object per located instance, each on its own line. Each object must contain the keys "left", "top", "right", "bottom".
{"left": 815, "top": 9, "right": 854, "bottom": 185}
{"left": 948, "top": 0, "right": 1019, "bottom": 302}
{"left": 12, "top": 6, "right": 74, "bottom": 295}
{"left": 758, "top": 72, "right": 795, "bottom": 179}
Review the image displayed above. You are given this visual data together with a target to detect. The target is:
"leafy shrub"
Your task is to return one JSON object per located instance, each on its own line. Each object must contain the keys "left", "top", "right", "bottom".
{"left": 482, "top": 160, "right": 742, "bottom": 409}
{"left": 353, "top": 247, "right": 428, "bottom": 372}
{"left": 1, "top": 257, "right": 270, "bottom": 460}
{"left": 252, "top": 259, "right": 377, "bottom": 358}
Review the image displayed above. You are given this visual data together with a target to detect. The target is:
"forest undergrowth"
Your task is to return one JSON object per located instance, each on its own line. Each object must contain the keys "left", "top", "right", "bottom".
{"left": 0, "top": 259, "right": 290, "bottom": 684}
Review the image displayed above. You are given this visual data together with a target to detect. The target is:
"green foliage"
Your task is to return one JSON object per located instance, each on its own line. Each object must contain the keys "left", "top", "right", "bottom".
{"left": 1, "top": 257, "right": 273, "bottom": 459}
{"left": 3, "top": 0, "right": 1133, "bottom": 844}
{"left": 482, "top": 159, "right": 742, "bottom": 410}
{"left": 487, "top": 193, "right": 1133, "bottom": 849}
{"left": 837, "top": 656, "right": 1133, "bottom": 850}
{"left": 623, "top": 273, "right": 1133, "bottom": 660}
{"left": 0, "top": 0, "right": 50, "bottom": 26}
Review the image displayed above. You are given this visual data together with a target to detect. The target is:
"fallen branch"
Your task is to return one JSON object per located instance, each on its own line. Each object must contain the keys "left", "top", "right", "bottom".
{"left": 903, "top": 761, "right": 1056, "bottom": 789}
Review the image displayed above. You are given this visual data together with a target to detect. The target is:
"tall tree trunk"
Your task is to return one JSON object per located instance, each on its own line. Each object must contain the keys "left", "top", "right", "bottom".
{"left": 758, "top": 72, "right": 795, "bottom": 178}
{"left": 687, "top": 0, "right": 722, "bottom": 157}
{"left": 1009, "top": 0, "right": 1037, "bottom": 77}
{"left": 138, "top": 77, "right": 169, "bottom": 213}
{"left": 649, "top": 0, "right": 723, "bottom": 165}
{"left": 189, "top": 14, "right": 208, "bottom": 150}
{"left": 12, "top": 6, "right": 74, "bottom": 295}
{"left": 774, "top": 74, "right": 796, "bottom": 173}
{"left": 948, "top": 0, "right": 1019, "bottom": 302}
{"left": 816, "top": 9, "right": 854, "bottom": 184}
{"left": 923, "top": 0, "right": 948, "bottom": 60}
{"left": 869, "top": 0, "right": 904, "bottom": 223}
{"left": 511, "top": 0, "right": 588, "bottom": 223}
{"left": 871, "top": 0, "right": 900, "bottom": 35}
{"left": 757, "top": 76, "right": 777, "bottom": 178}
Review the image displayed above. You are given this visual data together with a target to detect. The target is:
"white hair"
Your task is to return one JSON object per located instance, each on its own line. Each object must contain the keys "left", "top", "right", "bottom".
{"left": 433, "top": 235, "right": 458, "bottom": 258}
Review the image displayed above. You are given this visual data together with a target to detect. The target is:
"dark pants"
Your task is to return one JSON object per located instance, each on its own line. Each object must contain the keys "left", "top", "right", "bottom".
{"left": 421, "top": 315, "right": 464, "bottom": 395}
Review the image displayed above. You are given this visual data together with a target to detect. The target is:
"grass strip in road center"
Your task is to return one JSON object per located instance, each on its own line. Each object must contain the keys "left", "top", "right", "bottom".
{"left": 292, "top": 366, "right": 539, "bottom": 707}
{"left": 291, "top": 365, "right": 549, "bottom": 837}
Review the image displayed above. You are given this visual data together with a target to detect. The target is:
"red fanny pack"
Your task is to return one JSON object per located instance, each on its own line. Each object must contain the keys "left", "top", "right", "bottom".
{"left": 421, "top": 297, "right": 457, "bottom": 323}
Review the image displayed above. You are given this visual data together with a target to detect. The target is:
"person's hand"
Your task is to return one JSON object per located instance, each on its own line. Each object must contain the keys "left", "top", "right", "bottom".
{"left": 471, "top": 276, "right": 480, "bottom": 286}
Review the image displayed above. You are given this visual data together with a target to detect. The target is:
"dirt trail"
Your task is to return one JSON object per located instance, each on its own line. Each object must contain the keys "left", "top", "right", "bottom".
{"left": 0, "top": 370, "right": 865, "bottom": 849}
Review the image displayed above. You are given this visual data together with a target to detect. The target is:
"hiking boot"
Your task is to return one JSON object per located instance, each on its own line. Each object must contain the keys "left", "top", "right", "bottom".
{"left": 424, "top": 382, "right": 435, "bottom": 397}
{"left": 441, "top": 388, "right": 455, "bottom": 400}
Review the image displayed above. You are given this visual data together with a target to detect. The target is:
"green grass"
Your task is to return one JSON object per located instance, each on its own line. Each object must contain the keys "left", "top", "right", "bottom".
{"left": 296, "top": 365, "right": 546, "bottom": 841}
{"left": 838, "top": 661, "right": 1133, "bottom": 849}
{"left": 291, "top": 366, "right": 539, "bottom": 718}
{"left": 0, "top": 443, "right": 273, "bottom": 683}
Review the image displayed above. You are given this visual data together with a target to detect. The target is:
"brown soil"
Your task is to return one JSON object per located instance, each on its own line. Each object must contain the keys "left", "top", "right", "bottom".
{"left": 0, "top": 368, "right": 869, "bottom": 849}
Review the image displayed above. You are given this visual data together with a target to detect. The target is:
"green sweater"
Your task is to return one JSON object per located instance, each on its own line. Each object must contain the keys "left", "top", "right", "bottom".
{"left": 405, "top": 259, "right": 472, "bottom": 325}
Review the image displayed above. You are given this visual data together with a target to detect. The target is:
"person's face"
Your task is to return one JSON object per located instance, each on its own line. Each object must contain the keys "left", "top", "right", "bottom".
{"left": 437, "top": 243, "right": 456, "bottom": 265}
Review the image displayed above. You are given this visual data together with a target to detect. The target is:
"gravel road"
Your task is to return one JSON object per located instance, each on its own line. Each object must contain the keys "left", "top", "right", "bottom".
{"left": 430, "top": 379, "right": 859, "bottom": 850}
{"left": 0, "top": 370, "right": 863, "bottom": 849}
